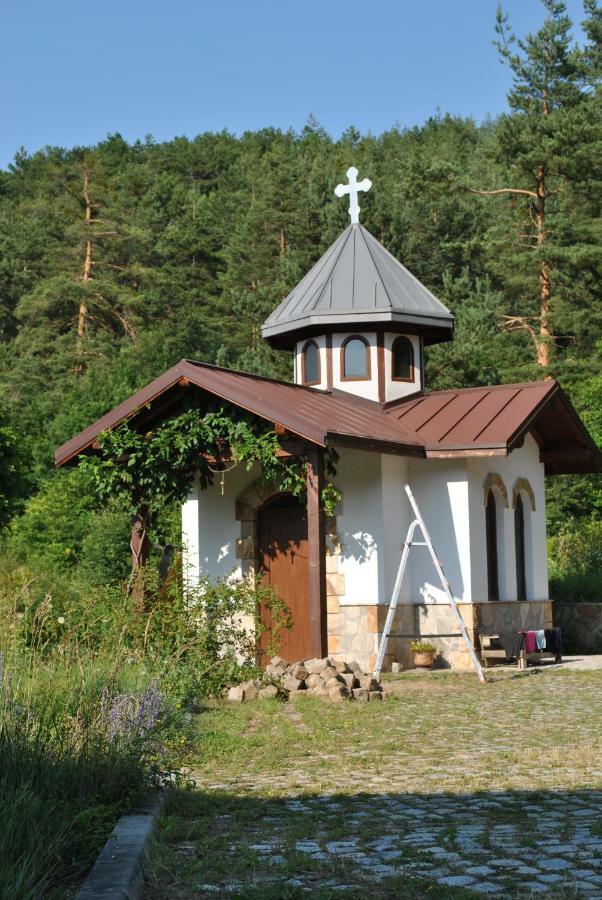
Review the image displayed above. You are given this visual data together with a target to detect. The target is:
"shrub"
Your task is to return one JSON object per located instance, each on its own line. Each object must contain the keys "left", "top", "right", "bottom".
{"left": 78, "top": 505, "right": 132, "bottom": 586}
{"left": 410, "top": 640, "right": 437, "bottom": 654}
{"left": 0, "top": 415, "right": 28, "bottom": 531}
{"left": 2, "top": 560, "right": 290, "bottom": 702}
{"left": 548, "top": 519, "right": 602, "bottom": 603}
{"left": 7, "top": 469, "right": 99, "bottom": 571}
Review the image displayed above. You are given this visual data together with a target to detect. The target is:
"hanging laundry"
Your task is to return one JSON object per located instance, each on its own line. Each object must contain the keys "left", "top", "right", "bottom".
{"left": 524, "top": 631, "right": 537, "bottom": 654}
{"left": 544, "top": 627, "right": 563, "bottom": 661}
{"left": 499, "top": 631, "right": 521, "bottom": 660}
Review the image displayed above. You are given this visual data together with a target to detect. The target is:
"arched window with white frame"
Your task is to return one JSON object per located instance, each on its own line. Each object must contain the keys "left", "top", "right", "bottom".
{"left": 341, "top": 335, "right": 370, "bottom": 380}
{"left": 485, "top": 489, "right": 500, "bottom": 601}
{"left": 512, "top": 478, "right": 536, "bottom": 600}
{"left": 391, "top": 336, "right": 414, "bottom": 382}
{"left": 301, "top": 340, "right": 320, "bottom": 386}
{"left": 483, "top": 474, "right": 508, "bottom": 602}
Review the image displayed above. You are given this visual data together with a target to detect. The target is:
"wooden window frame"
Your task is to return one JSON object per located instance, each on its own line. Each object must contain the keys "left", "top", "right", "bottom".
{"left": 391, "top": 336, "right": 415, "bottom": 383}
{"left": 301, "top": 340, "right": 321, "bottom": 386}
{"left": 340, "top": 335, "right": 371, "bottom": 382}
{"left": 485, "top": 489, "right": 499, "bottom": 602}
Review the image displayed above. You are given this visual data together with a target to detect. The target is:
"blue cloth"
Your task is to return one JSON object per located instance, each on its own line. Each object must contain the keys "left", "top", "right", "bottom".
{"left": 535, "top": 629, "right": 546, "bottom": 650}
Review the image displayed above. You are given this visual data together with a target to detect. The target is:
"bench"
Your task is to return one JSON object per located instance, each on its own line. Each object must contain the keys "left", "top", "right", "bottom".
{"left": 517, "top": 646, "right": 559, "bottom": 670}
{"left": 478, "top": 634, "right": 508, "bottom": 668}
{"left": 479, "top": 633, "right": 561, "bottom": 669}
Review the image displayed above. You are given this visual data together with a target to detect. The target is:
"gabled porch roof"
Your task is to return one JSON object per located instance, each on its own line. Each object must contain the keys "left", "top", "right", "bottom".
{"left": 384, "top": 380, "right": 602, "bottom": 474}
{"left": 55, "top": 359, "right": 602, "bottom": 476}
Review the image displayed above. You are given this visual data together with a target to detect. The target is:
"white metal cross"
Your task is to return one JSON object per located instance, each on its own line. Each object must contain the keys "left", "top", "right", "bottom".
{"left": 334, "top": 166, "right": 372, "bottom": 225}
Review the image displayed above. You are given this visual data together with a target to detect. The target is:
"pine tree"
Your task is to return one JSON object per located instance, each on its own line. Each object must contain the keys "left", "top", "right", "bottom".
{"left": 470, "top": 1, "right": 584, "bottom": 369}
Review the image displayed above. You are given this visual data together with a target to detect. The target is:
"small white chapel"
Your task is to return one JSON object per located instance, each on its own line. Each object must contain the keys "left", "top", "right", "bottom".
{"left": 56, "top": 168, "right": 602, "bottom": 672}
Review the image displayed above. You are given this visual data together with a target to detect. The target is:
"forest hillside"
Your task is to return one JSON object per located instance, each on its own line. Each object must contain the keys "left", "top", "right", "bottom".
{"left": 0, "top": 1, "right": 601, "bottom": 593}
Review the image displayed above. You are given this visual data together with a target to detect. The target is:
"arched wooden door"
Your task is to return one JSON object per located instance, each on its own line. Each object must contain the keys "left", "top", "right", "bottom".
{"left": 257, "top": 493, "right": 311, "bottom": 665}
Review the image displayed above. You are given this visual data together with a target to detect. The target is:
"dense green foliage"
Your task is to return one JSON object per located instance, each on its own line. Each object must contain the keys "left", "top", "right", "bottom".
{"left": 0, "top": 2, "right": 600, "bottom": 590}
{"left": 80, "top": 405, "right": 341, "bottom": 528}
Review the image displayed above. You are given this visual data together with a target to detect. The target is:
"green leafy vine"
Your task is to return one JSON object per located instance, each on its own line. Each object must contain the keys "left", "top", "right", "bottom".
{"left": 80, "top": 403, "right": 341, "bottom": 519}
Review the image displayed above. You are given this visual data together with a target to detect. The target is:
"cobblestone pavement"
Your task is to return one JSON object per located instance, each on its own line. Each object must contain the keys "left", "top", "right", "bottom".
{"left": 190, "top": 779, "right": 602, "bottom": 897}
{"left": 147, "top": 671, "right": 602, "bottom": 899}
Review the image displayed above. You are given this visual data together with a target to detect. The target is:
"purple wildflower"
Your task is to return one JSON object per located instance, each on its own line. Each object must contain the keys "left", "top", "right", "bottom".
{"left": 101, "top": 680, "right": 163, "bottom": 743}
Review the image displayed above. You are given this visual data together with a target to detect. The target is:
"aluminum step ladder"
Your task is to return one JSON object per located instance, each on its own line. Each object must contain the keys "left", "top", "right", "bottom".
{"left": 373, "top": 485, "right": 486, "bottom": 684}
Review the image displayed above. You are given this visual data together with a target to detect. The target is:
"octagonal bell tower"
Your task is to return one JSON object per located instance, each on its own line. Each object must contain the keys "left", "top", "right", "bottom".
{"left": 261, "top": 168, "right": 454, "bottom": 405}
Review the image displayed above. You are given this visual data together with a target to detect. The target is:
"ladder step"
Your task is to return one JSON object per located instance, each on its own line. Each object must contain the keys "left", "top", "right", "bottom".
{"left": 409, "top": 541, "right": 428, "bottom": 546}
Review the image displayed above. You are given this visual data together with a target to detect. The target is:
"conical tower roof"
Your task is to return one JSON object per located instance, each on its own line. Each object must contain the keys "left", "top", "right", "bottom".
{"left": 262, "top": 223, "right": 454, "bottom": 349}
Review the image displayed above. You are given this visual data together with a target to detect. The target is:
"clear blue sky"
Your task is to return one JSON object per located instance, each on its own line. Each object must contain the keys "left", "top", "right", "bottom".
{"left": 0, "top": 0, "right": 587, "bottom": 169}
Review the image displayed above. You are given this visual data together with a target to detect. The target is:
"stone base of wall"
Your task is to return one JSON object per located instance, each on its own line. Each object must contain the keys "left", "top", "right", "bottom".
{"left": 327, "top": 599, "right": 553, "bottom": 673}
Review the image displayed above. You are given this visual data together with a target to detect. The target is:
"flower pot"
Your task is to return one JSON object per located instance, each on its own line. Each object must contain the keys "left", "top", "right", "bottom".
{"left": 413, "top": 651, "right": 436, "bottom": 668}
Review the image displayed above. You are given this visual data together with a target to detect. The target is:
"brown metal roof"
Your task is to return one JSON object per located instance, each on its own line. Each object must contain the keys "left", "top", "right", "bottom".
{"left": 54, "top": 359, "right": 424, "bottom": 467}
{"left": 55, "top": 361, "right": 602, "bottom": 476}
{"left": 385, "top": 381, "right": 602, "bottom": 474}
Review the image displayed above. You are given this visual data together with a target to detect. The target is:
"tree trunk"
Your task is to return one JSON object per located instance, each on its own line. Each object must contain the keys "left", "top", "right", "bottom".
{"left": 535, "top": 164, "right": 552, "bottom": 369}
{"left": 75, "top": 171, "right": 92, "bottom": 374}
{"left": 130, "top": 504, "right": 150, "bottom": 608}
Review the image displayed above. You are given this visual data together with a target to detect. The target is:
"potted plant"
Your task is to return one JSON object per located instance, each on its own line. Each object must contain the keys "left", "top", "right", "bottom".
{"left": 410, "top": 640, "right": 437, "bottom": 668}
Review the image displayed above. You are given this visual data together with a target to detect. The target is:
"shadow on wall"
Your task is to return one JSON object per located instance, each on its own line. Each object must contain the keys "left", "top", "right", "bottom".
{"left": 338, "top": 530, "right": 376, "bottom": 565}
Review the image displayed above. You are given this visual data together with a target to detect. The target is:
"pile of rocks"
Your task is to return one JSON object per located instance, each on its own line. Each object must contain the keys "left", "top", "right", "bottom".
{"left": 227, "top": 656, "right": 383, "bottom": 703}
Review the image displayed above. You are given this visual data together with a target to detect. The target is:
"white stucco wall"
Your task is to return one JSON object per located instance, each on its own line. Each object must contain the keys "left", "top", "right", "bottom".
{"left": 181, "top": 432, "right": 549, "bottom": 609}
{"left": 467, "top": 433, "right": 548, "bottom": 601}
{"left": 181, "top": 462, "right": 261, "bottom": 586}
{"left": 334, "top": 449, "right": 410, "bottom": 606}
{"left": 381, "top": 454, "right": 412, "bottom": 602}
{"left": 407, "top": 458, "right": 472, "bottom": 604}
{"left": 335, "top": 449, "right": 382, "bottom": 603}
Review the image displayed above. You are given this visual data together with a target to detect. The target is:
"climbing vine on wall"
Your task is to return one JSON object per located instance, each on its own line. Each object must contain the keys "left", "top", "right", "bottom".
{"left": 79, "top": 404, "right": 341, "bottom": 521}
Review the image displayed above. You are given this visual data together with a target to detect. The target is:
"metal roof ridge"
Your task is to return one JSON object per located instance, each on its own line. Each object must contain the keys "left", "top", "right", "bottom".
{"left": 435, "top": 390, "right": 492, "bottom": 443}
{"left": 359, "top": 224, "right": 452, "bottom": 314}
{"left": 387, "top": 379, "right": 558, "bottom": 404}
{"left": 264, "top": 225, "right": 354, "bottom": 324}
{"left": 357, "top": 223, "right": 396, "bottom": 311}
{"left": 293, "top": 228, "right": 354, "bottom": 316}
{"left": 360, "top": 226, "right": 433, "bottom": 313}
{"left": 182, "top": 358, "right": 336, "bottom": 395}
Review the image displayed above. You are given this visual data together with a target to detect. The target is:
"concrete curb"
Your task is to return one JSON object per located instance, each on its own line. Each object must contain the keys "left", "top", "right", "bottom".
{"left": 75, "top": 792, "right": 164, "bottom": 900}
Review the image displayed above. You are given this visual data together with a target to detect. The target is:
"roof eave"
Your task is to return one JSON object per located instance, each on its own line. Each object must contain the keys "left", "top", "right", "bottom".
{"left": 262, "top": 311, "right": 454, "bottom": 349}
{"left": 326, "top": 431, "right": 425, "bottom": 457}
{"left": 55, "top": 360, "right": 330, "bottom": 467}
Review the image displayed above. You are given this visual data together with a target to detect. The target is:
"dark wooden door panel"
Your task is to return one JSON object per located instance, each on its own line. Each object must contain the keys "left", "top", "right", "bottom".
{"left": 258, "top": 495, "right": 311, "bottom": 665}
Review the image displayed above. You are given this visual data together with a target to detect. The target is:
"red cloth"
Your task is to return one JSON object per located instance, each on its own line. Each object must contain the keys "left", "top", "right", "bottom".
{"left": 524, "top": 631, "right": 537, "bottom": 653}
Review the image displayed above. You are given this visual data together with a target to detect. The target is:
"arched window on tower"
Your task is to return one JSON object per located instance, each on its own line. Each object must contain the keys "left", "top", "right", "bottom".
{"left": 341, "top": 336, "right": 370, "bottom": 380}
{"left": 391, "top": 336, "right": 414, "bottom": 382}
{"left": 485, "top": 489, "right": 500, "bottom": 601}
{"left": 301, "top": 340, "right": 320, "bottom": 385}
